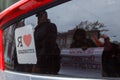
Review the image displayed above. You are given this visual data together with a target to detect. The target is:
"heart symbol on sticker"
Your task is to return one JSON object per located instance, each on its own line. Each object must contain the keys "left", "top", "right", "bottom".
{"left": 23, "top": 34, "right": 32, "bottom": 47}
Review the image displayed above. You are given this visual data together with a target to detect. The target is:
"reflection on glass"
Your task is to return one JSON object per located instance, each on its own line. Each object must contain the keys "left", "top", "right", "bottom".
{"left": 47, "top": 0, "right": 120, "bottom": 77}
{"left": 3, "top": 0, "right": 120, "bottom": 78}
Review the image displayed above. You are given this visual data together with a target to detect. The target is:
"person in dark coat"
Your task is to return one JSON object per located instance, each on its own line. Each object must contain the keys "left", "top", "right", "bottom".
{"left": 32, "top": 11, "right": 61, "bottom": 74}
{"left": 102, "top": 37, "right": 120, "bottom": 77}
{"left": 70, "top": 29, "right": 96, "bottom": 49}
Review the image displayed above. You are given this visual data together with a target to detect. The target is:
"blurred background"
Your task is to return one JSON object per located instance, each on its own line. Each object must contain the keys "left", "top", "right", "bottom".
{"left": 0, "top": 0, "right": 18, "bottom": 11}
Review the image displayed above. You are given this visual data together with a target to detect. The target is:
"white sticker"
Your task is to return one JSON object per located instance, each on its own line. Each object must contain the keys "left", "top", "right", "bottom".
{"left": 15, "top": 25, "right": 37, "bottom": 64}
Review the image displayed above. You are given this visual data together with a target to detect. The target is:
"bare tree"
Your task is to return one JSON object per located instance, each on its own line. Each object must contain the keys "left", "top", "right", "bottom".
{"left": 77, "top": 21, "right": 108, "bottom": 32}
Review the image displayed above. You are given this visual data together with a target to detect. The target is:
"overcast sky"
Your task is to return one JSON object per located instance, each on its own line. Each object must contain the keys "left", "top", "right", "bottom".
{"left": 46, "top": 0, "right": 120, "bottom": 42}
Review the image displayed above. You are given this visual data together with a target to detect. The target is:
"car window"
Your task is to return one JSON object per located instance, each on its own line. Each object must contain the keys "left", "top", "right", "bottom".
{"left": 3, "top": 0, "right": 120, "bottom": 78}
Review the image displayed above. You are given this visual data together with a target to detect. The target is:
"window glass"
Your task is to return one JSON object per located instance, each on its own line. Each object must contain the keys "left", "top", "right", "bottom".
{"left": 3, "top": 0, "right": 120, "bottom": 78}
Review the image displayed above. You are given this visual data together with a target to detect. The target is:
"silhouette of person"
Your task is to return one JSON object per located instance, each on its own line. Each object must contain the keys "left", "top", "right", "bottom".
{"left": 70, "top": 29, "right": 96, "bottom": 50}
{"left": 33, "top": 11, "right": 61, "bottom": 74}
{"left": 102, "top": 37, "right": 120, "bottom": 77}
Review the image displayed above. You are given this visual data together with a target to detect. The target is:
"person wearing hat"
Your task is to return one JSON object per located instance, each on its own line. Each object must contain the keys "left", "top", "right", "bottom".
{"left": 33, "top": 11, "right": 61, "bottom": 74}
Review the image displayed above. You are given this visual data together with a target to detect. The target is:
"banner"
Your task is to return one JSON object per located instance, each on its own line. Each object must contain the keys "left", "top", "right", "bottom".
{"left": 61, "top": 48, "right": 104, "bottom": 69}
